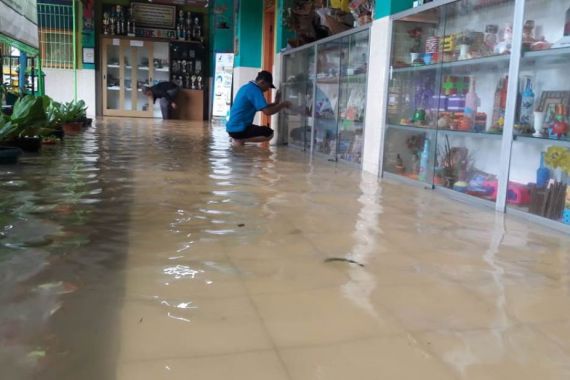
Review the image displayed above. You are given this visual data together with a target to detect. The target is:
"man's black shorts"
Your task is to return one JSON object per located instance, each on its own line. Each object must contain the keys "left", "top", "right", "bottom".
{"left": 228, "top": 125, "right": 274, "bottom": 140}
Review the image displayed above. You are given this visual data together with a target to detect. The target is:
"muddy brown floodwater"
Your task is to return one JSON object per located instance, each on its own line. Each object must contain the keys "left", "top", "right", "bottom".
{"left": 1, "top": 118, "right": 569, "bottom": 380}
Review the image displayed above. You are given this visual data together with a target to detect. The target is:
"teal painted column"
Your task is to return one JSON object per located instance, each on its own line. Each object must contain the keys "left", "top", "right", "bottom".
{"left": 375, "top": 0, "right": 413, "bottom": 19}
{"left": 209, "top": 0, "right": 234, "bottom": 69}
{"left": 275, "top": 0, "right": 294, "bottom": 52}
{"left": 234, "top": 0, "right": 263, "bottom": 68}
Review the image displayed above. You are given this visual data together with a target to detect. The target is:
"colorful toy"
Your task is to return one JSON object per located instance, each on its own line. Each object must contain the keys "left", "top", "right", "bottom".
{"left": 563, "top": 209, "right": 570, "bottom": 225}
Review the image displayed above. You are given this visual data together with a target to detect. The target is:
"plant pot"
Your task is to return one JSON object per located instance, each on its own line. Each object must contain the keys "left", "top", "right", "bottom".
{"left": 10, "top": 137, "right": 42, "bottom": 153}
{"left": 63, "top": 122, "right": 83, "bottom": 135}
{"left": 52, "top": 128, "right": 65, "bottom": 140}
{"left": 0, "top": 146, "right": 23, "bottom": 164}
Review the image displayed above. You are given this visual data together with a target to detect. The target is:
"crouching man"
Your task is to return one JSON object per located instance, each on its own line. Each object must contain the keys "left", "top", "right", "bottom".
{"left": 226, "top": 71, "right": 290, "bottom": 145}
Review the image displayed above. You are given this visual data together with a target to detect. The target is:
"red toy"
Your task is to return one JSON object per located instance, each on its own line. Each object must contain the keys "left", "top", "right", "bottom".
{"left": 482, "top": 180, "right": 531, "bottom": 205}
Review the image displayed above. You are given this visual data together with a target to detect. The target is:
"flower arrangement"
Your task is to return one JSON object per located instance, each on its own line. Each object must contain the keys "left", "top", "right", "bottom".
{"left": 545, "top": 146, "right": 570, "bottom": 174}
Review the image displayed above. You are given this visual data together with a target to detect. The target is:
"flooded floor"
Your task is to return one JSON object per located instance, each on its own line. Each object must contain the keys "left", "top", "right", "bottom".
{"left": 1, "top": 118, "right": 570, "bottom": 380}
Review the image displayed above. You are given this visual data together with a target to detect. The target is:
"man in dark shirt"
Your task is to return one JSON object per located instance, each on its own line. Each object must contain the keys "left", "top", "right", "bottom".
{"left": 142, "top": 82, "right": 180, "bottom": 120}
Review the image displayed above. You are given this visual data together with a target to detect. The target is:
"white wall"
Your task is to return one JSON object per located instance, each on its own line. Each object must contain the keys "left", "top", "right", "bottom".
{"left": 362, "top": 17, "right": 392, "bottom": 176}
{"left": 43, "top": 69, "right": 96, "bottom": 117}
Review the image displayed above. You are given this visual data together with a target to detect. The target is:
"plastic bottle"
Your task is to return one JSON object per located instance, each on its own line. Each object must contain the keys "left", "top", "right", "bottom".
{"left": 536, "top": 152, "right": 550, "bottom": 188}
{"left": 464, "top": 77, "right": 480, "bottom": 127}
{"left": 418, "top": 138, "right": 430, "bottom": 182}
{"left": 520, "top": 77, "right": 535, "bottom": 126}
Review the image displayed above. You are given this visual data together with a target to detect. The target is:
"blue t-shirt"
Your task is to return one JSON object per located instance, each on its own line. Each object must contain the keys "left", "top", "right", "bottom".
{"left": 226, "top": 82, "right": 268, "bottom": 133}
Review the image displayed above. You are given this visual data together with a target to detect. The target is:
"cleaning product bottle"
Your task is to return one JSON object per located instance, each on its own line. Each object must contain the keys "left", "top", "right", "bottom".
{"left": 520, "top": 77, "right": 535, "bottom": 127}
{"left": 418, "top": 138, "right": 430, "bottom": 182}
{"left": 536, "top": 152, "right": 550, "bottom": 188}
{"left": 464, "top": 76, "right": 480, "bottom": 130}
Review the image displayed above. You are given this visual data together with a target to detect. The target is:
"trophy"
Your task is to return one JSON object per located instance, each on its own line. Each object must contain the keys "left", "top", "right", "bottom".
{"left": 184, "top": 73, "right": 191, "bottom": 89}
{"left": 181, "top": 60, "right": 187, "bottom": 73}
{"left": 178, "top": 10, "right": 185, "bottom": 40}
{"left": 191, "top": 75, "right": 197, "bottom": 89}
{"left": 127, "top": 6, "right": 135, "bottom": 36}
{"left": 197, "top": 75, "right": 203, "bottom": 90}
{"left": 192, "top": 17, "right": 201, "bottom": 40}
{"left": 116, "top": 5, "right": 124, "bottom": 35}
{"left": 103, "top": 12, "right": 111, "bottom": 35}
{"left": 186, "top": 11, "right": 192, "bottom": 40}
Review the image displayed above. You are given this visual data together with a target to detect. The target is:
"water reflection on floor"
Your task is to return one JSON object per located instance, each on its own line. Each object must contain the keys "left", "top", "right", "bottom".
{"left": 1, "top": 118, "right": 569, "bottom": 380}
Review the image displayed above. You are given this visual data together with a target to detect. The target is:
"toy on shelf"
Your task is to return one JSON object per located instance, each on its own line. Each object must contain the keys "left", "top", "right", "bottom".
{"left": 484, "top": 24, "right": 499, "bottom": 54}
{"left": 549, "top": 105, "right": 569, "bottom": 139}
{"left": 495, "top": 23, "right": 513, "bottom": 54}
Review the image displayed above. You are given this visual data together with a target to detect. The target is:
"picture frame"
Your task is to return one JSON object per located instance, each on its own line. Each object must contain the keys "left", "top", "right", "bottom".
{"left": 537, "top": 91, "right": 570, "bottom": 127}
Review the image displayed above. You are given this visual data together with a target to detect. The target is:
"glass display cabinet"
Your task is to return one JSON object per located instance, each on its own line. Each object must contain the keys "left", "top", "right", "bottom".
{"left": 279, "top": 26, "right": 370, "bottom": 164}
{"left": 101, "top": 37, "right": 169, "bottom": 117}
{"left": 385, "top": 0, "right": 515, "bottom": 198}
{"left": 507, "top": 0, "right": 570, "bottom": 227}
{"left": 383, "top": 0, "right": 569, "bottom": 230}
{"left": 280, "top": 48, "right": 315, "bottom": 150}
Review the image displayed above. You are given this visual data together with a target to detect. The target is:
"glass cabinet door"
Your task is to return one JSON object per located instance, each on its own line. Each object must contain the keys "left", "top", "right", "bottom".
{"left": 150, "top": 42, "right": 170, "bottom": 116}
{"left": 337, "top": 30, "right": 369, "bottom": 164}
{"left": 104, "top": 40, "right": 121, "bottom": 111}
{"left": 507, "top": 0, "right": 570, "bottom": 226}
{"left": 281, "top": 48, "right": 315, "bottom": 150}
{"left": 315, "top": 39, "right": 344, "bottom": 160}
{"left": 433, "top": 0, "right": 515, "bottom": 202}
{"left": 383, "top": 6, "right": 443, "bottom": 184}
{"left": 132, "top": 41, "right": 151, "bottom": 113}
{"left": 123, "top": 41, "right": 134, "bottom": 111}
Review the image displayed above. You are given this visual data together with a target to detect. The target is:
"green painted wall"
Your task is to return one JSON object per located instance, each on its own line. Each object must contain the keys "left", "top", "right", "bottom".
{"left": 209, "top": 0, "right": 234, "bottom": 61}
{"left": 375, "top": 0, "right": 414, "bottom": 19}
{"left": 275, "top": 0, "right": 295, "bottom": 52}
{"left": 234, "top": 0, "right": 263, "bottom": 68}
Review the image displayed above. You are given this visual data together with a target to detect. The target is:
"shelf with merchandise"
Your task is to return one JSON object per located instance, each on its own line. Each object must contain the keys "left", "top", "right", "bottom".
{"left": 392, "top": 54, "right": 511, "bottom": 74}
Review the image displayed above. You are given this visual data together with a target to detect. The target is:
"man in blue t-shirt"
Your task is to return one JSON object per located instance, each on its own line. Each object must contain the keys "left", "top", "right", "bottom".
{"left": 226, "top": 71, "right": 291, "bottom": 145}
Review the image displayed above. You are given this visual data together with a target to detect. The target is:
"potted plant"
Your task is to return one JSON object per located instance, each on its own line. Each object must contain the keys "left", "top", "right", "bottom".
{"left": 0, "top": 113, "right": 22, "bottom": 163}
{"left": 0, "top": 95, "right": 55, "bottom": 152}
{"left": 60, "top": 100, "right": 87, "bottom": 135}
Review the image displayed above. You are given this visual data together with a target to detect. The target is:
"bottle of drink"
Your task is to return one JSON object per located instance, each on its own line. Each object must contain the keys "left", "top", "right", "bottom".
{"left": 418, "top": 138, "right": 430, "bottom": 182}
{"left": 520, "top": 77, "right": 534, "bottom": 127}
{"left": 464, "top": 76, "right": 480, "bottom": 129}
{"left": 491, "top": 78, "right": 503, "bottom": 128}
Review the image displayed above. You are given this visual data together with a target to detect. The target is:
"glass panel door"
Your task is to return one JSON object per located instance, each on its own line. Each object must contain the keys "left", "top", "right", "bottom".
{"left": 281, "top": 48, "right": 315, "bottom": 150}
{"left": 150, "top": 42, "right": 170, "bottom": 117}
{"left": 315, "top": 40, "right": 342, "bottom": 160}
{"left": 338, "top": 30, "right": 369, "bottom": 164}
{"left": 129, "top": 41, "right": 150, "bottom": 113}
{"left": 433, "top": 0, "right": 515, "bottom": 200}
{"left": 105, "top": 40, "right": 120, "bottom": 111}
{"left": 383, "top": 7, "right": 443, "bottom": 184}
{"left": 123, "top": 41, "right": 134, "bottom": 111}
{"left": 507, "top": 0, "right": 570, "bottom": 226}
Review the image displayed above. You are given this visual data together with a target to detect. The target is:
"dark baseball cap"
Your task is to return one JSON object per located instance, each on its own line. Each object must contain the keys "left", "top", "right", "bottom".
{"left": 255, "top": 70, "right": 276, "bottom": 88}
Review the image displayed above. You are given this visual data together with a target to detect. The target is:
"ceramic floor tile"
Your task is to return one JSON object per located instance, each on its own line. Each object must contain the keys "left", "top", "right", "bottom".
{"left": 232, "top": 256, "right": 350, "bottom": 295}
{"left": 370, "top": 281, "right": 507, "bottom": 332}
{"left": 280, "top": 336, "right": 457, "bottom": 380}
{"left": 251, "top": 287, "right": 404, "bottom": 348}
{"left": 122, "top": 259, "right": 248, "bottom": 299}
{"left": 417, "top": 325, "right": 570, "bottom": 380}
{"left": 117, "top": 350, "right": 290, "bottom": 380}
{"left": 536, "top": 320, "right": 570, "bottom": 354}
{"left": 115, "top": 297, "right": 273, "bottom": 361}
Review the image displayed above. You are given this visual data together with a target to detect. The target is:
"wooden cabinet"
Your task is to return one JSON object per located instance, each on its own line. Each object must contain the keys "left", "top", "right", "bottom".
{"left": 101, "top": 37, "right": 170, "bottom": 117}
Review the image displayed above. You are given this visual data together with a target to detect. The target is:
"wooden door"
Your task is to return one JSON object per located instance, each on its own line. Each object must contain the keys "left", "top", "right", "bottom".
{"left": 261, "top": 2, "right": 275, "bottom": 126}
